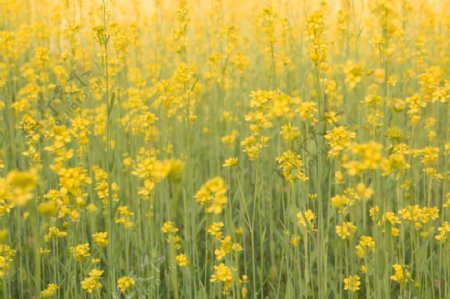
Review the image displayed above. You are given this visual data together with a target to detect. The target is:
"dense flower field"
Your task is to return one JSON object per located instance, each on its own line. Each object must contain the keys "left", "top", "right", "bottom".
{"left": 0, "top": 0, "right": 449, "bottom": 298}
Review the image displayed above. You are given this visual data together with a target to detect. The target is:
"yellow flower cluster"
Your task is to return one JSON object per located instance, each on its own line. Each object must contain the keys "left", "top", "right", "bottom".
{"left": 390, "top": 264, "right": 411, "bottom": 285}
{"left": 0, "top": 245, "right": 15, "bottom": 279}
{"left": 343, "top": 275, "right": 360, "bottom": 292}
{"left": 117, "top": 276, "right": 135, "bottom": 293}
{"left": 305, "top": 11, "right": 328, "bottom": 66}
{"left": 0, "top": 0, "right": 448, "bottom": 297}
{"left": 325, "top": 126, "right": 355, "bottom": 157}
{"left": 194, "top": 177, "right": 228, "bottom": 214}
{"left": 0, "top": 169, "right": 39, "bottom": 207}
{"left": 93, "top": 232, "right": 108, "bottom": 248}
{"left": 41, "top": 283, "right": 58, "bottom": 298}
{"left": 81, "top": 269, "right": 103, "bottom": 293}
{"left": 276, "top": 150, "right": 308, "bottom": 183}
{"left": 297, "top": 209, "right": 316, "bottom": 231}
{"left": 131, "top": 150, "right": 185, "bottom": 200}
{"left": 70, "top": 243, "right": 90, "bottom": 263}
{"left": 115, "top": 206, "right": 135, "bottom": 229}
{"left": 356, "top": 235, "right": 375, "bottom": 259}
{"left": 161, "top": 221, "right": 190, "bottom": 268}
{"left": 336, "top": 222, "right": 357, "bottom": 240}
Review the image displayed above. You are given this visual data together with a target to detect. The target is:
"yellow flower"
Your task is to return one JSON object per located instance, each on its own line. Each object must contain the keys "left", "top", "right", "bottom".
{"left": 223, "top": 157, "right": 238, "bottom": 168}
{"left": 359, "top": 235, "right": 375, "bottom": 251}
{"left": 277, "top": 150, "right": 308, "bottom": 183}
{"left": 398, "top": 205, "right": 439, "bottom": 229}
{"left": 93, "top": 232, "right": 108, "bottom": 248}
{"left": 443, "top": 193, "right": 450, "bottom": 208}
{"left": 242, "top": 287, "right": 248, "bottom": 297}
{"left": 176, "top": 253, "right": 189, "bottom": 267}
{"left": 343, "top": 60, "right": 363, "bottom": 90}
{"left": 115, "top": 206, "right": 135, "bottom": 229}
{"left": 210, "top": 263, "right": 233, "bottom": 294}
{"left": 87, "top": 204, "right": 97, "bottom": 213}
{"left": 0, "top": 244, "right": 15, "bottom": 279}
{"left": 5, "top": 169, "right": 39, "bottom": 206}
{"left": 336, "top": 222, "right": 357, "bottom": 239}
{"left": 41, "top": 283, "right": 58, "bottom": 298}
{"left": 44, "top": 227, "right": 67, "bottom": 242}
{"left": 297, "top": 210, "right": 315, "bottom": 230}
{"left": 280, "top": 123, "right": 300, "bottom": 142}
{"left": 81, "top": 269, "right": 103, "bottom": 293}
{"left": 343, "top": 275, "right": 360, "bottom": 292}
{"left": 356, "top": 245, "right": 365, "bottom": 259}
{"left": 214, "top": 235, "right": 242, "bottom": 260}
{"left": 360, "top": 265, "right": 367, "bottom": 274}
{"left": 356, "top": 235, "right": 375, "bottom": 258}
{"left": 70, "top": 243, "right": 90, "bottom": 262}
{"left": 435, "top": 221, "right": 450, "bottom": 243}
{"left": 306, "top": 10, "right": 327, "bottom": 65}
{"left": 325, "top": 126, "right": 355, "bottom": 157}
{"left": 165, "top": 159, "right": 185, "bottom": 183}
{"left": 323, "top": 111, "right": 339, "bottom": 124}
{"left": 298, "top": 102, "right": 318, "bottom": 121}
{"left": 57, "top": 167, "right": 91, "bottom": 198}
{"left": 161, "top": 221, "right": 179, "bottom": 234}
{"left": 373, "top": 68, "right": 385, "bottom": 83}
{"left": 290, "top": 235, "right": 300, "bottom": 247}
{"left": 390, "top": 264, "right": 411, "bottom": 285}
{"left": 194, "top": 177, "right": 228, "bottom": 214}
{"left": 343, "top": 141, "right": 384, "bottom": 175}
{"left": 335, "top": 170, "right": 344, "bottom": 184}
{"left": 161, "top": 221, "right": 181, "bottom": 248}
{"left": 445, "top": 143, "right": 450, "bottom": 156}
{"left": 117, "top": 276, "right": 135, "bottom": 293}
{"left": 331, "top": 194, "right": 350, "bottom": 213}
{"left": 208, "top": 222, "right": 224, "bottom": 240}
{"left": 421, "top": 146, "right": 439, "bottom": 164}
{"left": 221, "top": 131, "right": 239, "bottom": 147}
{"left": 355, "top": 183, "right": 374, "bottom": 200}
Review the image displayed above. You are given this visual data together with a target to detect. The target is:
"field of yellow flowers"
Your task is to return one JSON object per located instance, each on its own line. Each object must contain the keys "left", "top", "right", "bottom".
{"left": 0, "top": 0, "right": 449, "bottom": 298}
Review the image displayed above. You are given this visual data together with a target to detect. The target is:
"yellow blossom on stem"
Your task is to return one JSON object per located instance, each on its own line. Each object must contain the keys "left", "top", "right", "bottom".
{"left": 343, "top": 275, "right": 360, "bottom": 292}
{"left": 390, "top": 264, "right": 411, "bottom": 285}
{"left": 41, "top": 283, "right": 58, "bottom": 297}
{"left": 176, "top": 253, "right": 189, "bottom": 267}
{"left": 117, "top": 276, "right": 135, "bottom": 293}
{"left": 70, "top": 243, "right": 90, "bottom": 262}
{"left": 336, "top": 222, "right": 357, "bottom": 239}
{"left": 81, "top": 269, "right": 103, "bottom": 293}
{"left": 93, "top": 232, "right": 108, "bottom": 248}
{"left": 210, "top": 263, "right": 233, "bottom": 294}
